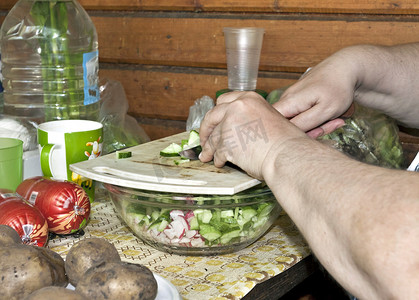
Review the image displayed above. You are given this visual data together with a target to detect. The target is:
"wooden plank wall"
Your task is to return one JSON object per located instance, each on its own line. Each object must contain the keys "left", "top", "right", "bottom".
{"left": 2, "top": 1, "right": 419, "bottom": 141}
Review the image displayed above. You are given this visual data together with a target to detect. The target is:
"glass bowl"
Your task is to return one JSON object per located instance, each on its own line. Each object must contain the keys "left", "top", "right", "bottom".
{"left": 104, "top": 183, "right": 281, "bottom": 256}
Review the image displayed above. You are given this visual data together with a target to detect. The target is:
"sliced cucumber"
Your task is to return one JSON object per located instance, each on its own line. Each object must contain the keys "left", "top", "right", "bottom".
{"left": 185, "top": 130, "right": 200, "bottom": 148}
{"left": 160, "top": 142, "right": 182, "bottom": 157}
{"left": 160, "top": 130, "right": 201, "bottom": 157}
{"left": 189, "top": 216, "right": 200, "bottom": 230}
{"left": 199, "top": 224, "right": 222, "bottom": 242}
{"left": 220, "top": 229, "right": 241, "bottom": 244}
{"left": 116, "top": 151, "right": 132, "bottom": 159}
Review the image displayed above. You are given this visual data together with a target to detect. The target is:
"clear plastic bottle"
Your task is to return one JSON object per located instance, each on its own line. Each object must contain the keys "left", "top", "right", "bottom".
{"left": 0, "top": 0, "right": 100, "bottom": 123}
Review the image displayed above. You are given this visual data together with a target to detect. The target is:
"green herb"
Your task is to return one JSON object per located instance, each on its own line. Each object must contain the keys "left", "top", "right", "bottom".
{"left": 29, "top": 1, "right": 96, "bottom": 121}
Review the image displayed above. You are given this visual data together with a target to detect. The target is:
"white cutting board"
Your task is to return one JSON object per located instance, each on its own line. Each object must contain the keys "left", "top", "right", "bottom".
{"left": 70, "top": 132, "right": 261, "bottom": 195}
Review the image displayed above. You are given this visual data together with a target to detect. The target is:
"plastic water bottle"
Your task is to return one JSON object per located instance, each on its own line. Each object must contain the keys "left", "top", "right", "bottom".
{"left": 0, "top": 0, "right": 100, "bottom": 123}
{"left": 0, "top": 56, "right": 3, "bottom": 114}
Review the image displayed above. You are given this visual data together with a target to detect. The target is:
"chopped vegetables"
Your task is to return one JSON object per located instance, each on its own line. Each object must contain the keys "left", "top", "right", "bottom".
{"left": 159, "top": 143, "right": 182, "bottom": 157}
{"left": 115, "top": 151, "right": 132, "bottom": 159}
{"left": 160, "top": 130, "right": 202, "bottom": 159}
{"left": 118, "top": 187, "right": 279, "bottom": 249}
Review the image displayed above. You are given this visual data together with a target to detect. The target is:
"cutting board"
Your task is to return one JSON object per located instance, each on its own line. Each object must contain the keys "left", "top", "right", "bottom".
{"left": 70, "top": 132, "right": 261, "bottom": 195}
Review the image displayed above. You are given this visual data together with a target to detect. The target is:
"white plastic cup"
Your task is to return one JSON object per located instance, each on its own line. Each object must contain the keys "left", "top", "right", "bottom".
{"left": 223, "top": 27, "right": 265, "bottom": 91}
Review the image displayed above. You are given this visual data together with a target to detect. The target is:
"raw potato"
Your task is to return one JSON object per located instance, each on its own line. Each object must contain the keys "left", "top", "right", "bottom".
{"left": 0, "top": 224, "right": 22, "bottom": 246}
{"left": 77, "top": 261, "right": 158, "bottom": 300}
{"left": 0, "top": 244, "right": 67, "bottom": 300}
{"left": 34, "top": 246, "right": 68, "bottom": 287}
{"left": 23, "top": 286, "right": 84, "bottom": 300}
{"left": 65, "top": 237, "right": 121, "bottom": 286}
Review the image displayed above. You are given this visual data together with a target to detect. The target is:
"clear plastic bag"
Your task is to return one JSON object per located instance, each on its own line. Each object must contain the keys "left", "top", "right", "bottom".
{"left": 186, "top": 95, "right": 215, "bottom": 131}
{"left": 267, "top": 88, "right": 405, "bottom": 169}
{"left": 319, "top": 103, "right": 405, "bottom": 169}
{"left": 0, "top": 116, "right": 37, "bottom": 151}
{"left": 99, "top": 78, "right": 150, "bottom": 154}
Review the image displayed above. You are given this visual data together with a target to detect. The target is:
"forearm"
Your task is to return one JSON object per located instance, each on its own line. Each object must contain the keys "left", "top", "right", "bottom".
{"left": 340, "top": 43, "right": 419, "bottom": 127}
{"left": 262, "top": 137, "right": 419, "bottom": 299}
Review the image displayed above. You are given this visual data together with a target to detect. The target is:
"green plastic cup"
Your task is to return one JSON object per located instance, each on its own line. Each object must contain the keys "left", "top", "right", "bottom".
{"left": 0, "top": 137, "right": 23, "bottom": 191}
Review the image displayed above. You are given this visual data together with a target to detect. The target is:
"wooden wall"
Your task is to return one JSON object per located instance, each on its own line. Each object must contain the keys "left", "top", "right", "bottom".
{"left": 2, "top": 1, "right": 419, "bottom": 141}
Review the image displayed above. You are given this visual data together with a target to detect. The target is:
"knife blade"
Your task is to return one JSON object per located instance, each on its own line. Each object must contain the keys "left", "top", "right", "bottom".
{"left": 179, "top": 145, "right": 202, "bottom": 160}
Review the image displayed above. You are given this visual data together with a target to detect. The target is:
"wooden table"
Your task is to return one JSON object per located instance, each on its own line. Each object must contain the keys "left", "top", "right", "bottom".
{"left": 243, "top": 255, "right": 317, "bottom": 299}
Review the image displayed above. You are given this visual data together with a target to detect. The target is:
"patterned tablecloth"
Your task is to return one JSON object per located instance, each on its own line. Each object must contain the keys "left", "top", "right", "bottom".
{"left": 47, "top": 191, "right": 310, "bottom": 300}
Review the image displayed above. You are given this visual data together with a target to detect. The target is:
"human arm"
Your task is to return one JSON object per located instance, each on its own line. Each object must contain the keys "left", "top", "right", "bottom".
{"left": 199, "top": 91, "right": 419, "bottom": 299}
{"left": 275, "top": 43, "right": 419, "bottom": 137}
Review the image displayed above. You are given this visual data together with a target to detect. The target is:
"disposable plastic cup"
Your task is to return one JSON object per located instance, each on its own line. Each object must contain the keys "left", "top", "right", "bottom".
{"left": 223, "top": 27, "right": 265, "bottom": 91}
{"left": 0, "top": 137, "right": 23, "bottom": 191}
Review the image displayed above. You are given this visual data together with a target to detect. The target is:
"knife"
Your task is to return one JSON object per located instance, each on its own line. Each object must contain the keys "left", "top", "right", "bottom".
{"left": 179, "top": 145, "right": 202, "bottom": 160}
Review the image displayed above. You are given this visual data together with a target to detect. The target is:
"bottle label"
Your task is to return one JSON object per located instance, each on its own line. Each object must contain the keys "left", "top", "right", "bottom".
{"left": 83, "top": 50, "right": 100, "bottom": 105}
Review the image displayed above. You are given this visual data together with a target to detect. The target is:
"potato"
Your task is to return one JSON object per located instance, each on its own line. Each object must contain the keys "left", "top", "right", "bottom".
{"left": 65, "top": 237, "right": 121, "bottom": 286}
{"left": 0, "top": 244, "right": 67, "bottom": 300}
{"left": 76, "top": 261, "right": 158, "bottom": 300}
{"left": 0, "top": 224, "right": 22, "bottom": 246}
{"left": 23, "top": 286, "right": 84, "bottom": 300}
{"left": 34, "top": 246, "right": 68, "bottom": 287}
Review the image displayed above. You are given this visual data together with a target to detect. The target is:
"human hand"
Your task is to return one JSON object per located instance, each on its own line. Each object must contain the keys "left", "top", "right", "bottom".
{"left": 199, "top": 91, "right": 306, "bottom": 179}
{"left": 273, "top": 55, "right": 357, "bottom": 138}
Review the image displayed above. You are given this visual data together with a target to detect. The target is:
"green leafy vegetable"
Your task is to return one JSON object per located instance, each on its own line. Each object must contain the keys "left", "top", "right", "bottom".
{"left": 29, "top": 1, "right": 97, "bottom": 121}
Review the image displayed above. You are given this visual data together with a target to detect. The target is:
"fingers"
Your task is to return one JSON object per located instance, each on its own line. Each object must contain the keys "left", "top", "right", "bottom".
{"left": 287, "top": 102, "right": 334, "bottom": 133}
{"left": 217, "top": 90, "right": 265, "bottom": 106}
{"left": 198, "top": 104, "right": 227, "bottom": 163}
{"left": 200, "top": 91, "right": 264, "bottom": 164}
{"left": 306, "top": 118, "right": 346, "bottom": 139}
{"left": 216, "top": 91, "right": 244, "bottom": 104}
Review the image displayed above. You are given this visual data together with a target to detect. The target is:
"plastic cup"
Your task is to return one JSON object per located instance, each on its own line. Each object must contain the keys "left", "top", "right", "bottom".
{"left": 223, "top": 27, "right": 265, "bottom": 91}
{"left": 0, "top": 137, "right": 23, "bottom": 191}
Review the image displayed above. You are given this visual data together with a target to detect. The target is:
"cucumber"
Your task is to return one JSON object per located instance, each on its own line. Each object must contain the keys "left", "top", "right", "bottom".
{"left": 241, "top": 207, "right": 257, "bottom": 221}
{"left": 220, "top": 229, "right": 241, "bottom": 244}
{"left": 185, "top": 130, "right": 200, "bottom": 148}
{"left": 115, "top": 150, "right": 132, "bottom": 159}
{"left": 189, "top": 216, "right": 200, "bottom": 230}
{"left": 160, "top": 130, "right": 201, "bottom": 157}
{"left": 174, "top": 158, "right": 190, "bottom": 165}
{"left": 199, "top": 224, "right": 222, "bottom": 242}
{"left": 195, "top": 209, "right": 212, "bottom": 224}
{"left": 160, "top": 143, "right": 182, "bottom": 157}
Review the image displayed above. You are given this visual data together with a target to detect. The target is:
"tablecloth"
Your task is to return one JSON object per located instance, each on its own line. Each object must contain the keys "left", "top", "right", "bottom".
{"left": 47, "top": 190, "right": 310, "bottom": 300}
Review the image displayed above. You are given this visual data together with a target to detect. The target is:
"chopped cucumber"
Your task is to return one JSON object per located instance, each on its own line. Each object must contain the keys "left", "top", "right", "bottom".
{"left": 120, "top": 187, "right": 278, "bottom": 248}
{"left": 220, "top": 229, "right": 241, "bottom": 244}
{"left": 174, "top": 158, "right": 190, "bottom": 165}
{"left": 241, "top": 207, "right": 257, "bottom": 221}
{"left": 116, "top": 150, "right": 132, "bottom": 159}
{"left": 160, "top": 143, "right": 182, "bottom": 157}
{"left": 160, "top": 130, "right": 201, "bottom": 158}
{"left": 195, "top": 209, "right": 212, "bottom": 224}
{"left": 199, "top": 224, "right": 222, "bottom": 242}
{"left": 185, "top": 130, "right": 200, "bottom": 148}
{"left": 220, "top": 209, "right": 234, "bottom": 218}
{"left": 189, "top": 216, "right": 199, "bottom": 230}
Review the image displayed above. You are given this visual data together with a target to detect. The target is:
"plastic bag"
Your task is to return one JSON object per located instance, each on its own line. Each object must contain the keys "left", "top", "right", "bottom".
{"left": 267, "top": 89, "right": 405, "bottom": 169}
{"left": 99, "top": 78, "right": 149, "bottom": 154}
{"left": 0, "top": 116, "right": 37, "bottom": 151}
{"left": 319, "top": 103, "right": 405, "bottom": 169}
{"left": 186, "top": 95, "right": 215, "bottom": 131}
